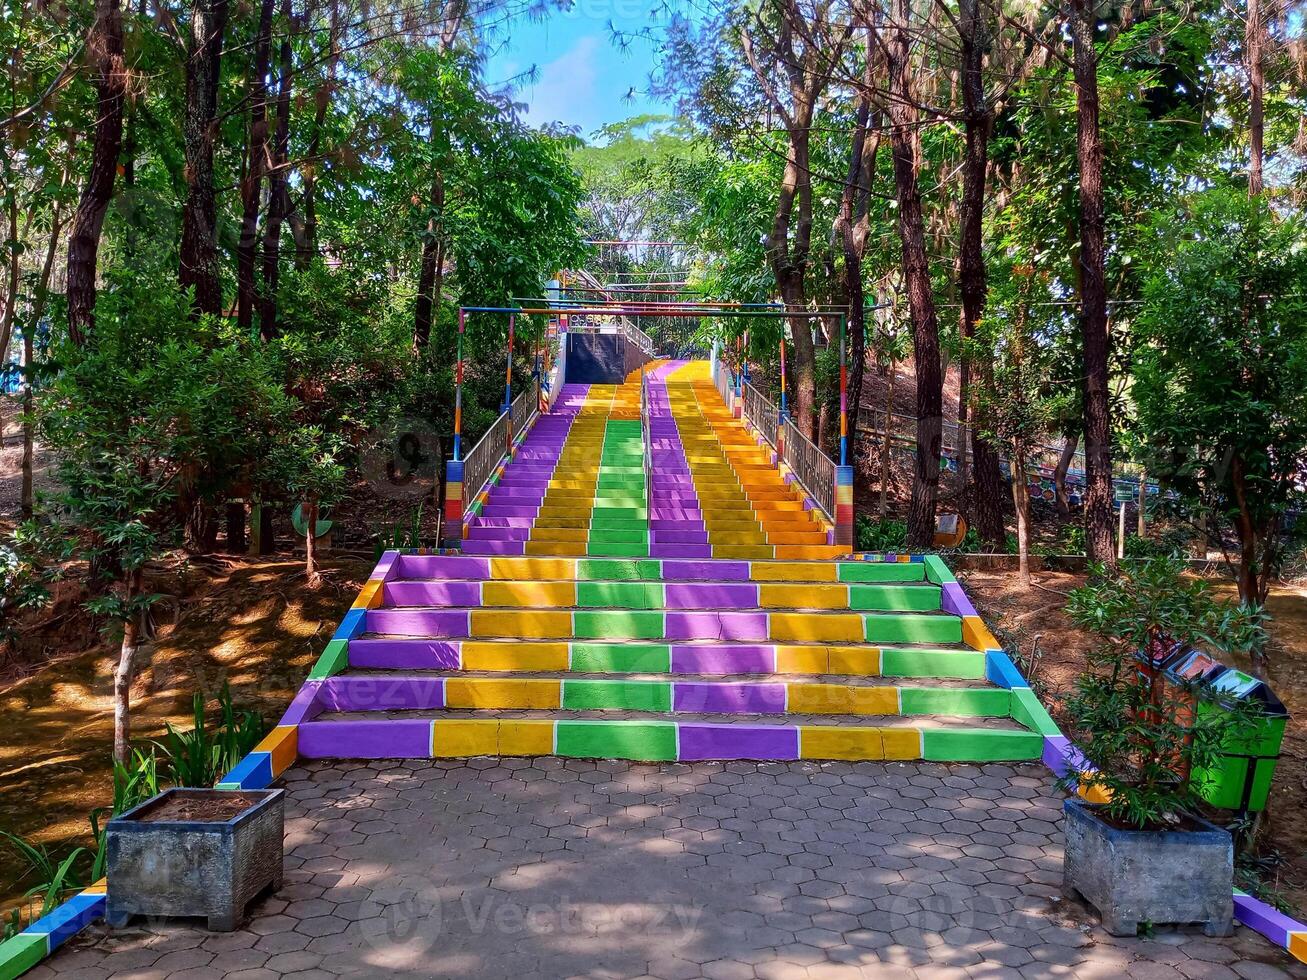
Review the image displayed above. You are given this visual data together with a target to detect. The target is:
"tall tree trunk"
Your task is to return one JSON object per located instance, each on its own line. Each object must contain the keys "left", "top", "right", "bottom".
{"left": 21, "top": 207, "right": 64, "bottom": 517}
{"left": 259, "top": 0, "right": 292, "bottom": 342}
{"left": 1054, "top": 432, "right": 1079, "bottom": 516}
{"left": 113, "top": 567, "right": 144, "bottom": 764}
{"left": 66, "top": 0, "right": 127, "bottom": 345}
{"left": 1012, "top": 443, "right": 1032, "bottom": 587}
{"left": 956, "top": 0, "right": 1006, "bottom": 549}
{"left": 1071, "top": 0, "right": 1115, "bottom": 565}
{"left": 413, "top": 169, "right": 445, "bottom": 349}
{"left": 296, "top": 0, "right": 340, "bottom": 268}
{"left": 837, "top": 14, "right": 879, "bottom": 511}
{"left": 772, "top": 125, "right": 817, "bottom": 441}
{"left": 879, "top": 359, "right": 895, "bottom": 521}
{"left": 887, "top": 0, "right": 943, "bottom": 551}
{"left": 0, "top": 192, "right": 17, "bottom": 364}
{"left": 178, "top": 0, "right": 230, "bottom": 316}
{"left": 236, "top": 0, "right": 275, "bottom": 333}
{"left": 305, "top": 497, "right": 320, "bottom": 586}
{"left": 1246, "top": 0, "right": 1264, "bottom": 196}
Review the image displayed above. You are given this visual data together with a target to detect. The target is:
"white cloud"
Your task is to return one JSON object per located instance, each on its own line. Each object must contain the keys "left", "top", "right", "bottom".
{"left": 520, "top": 34, "right": 602, "bottom": 132}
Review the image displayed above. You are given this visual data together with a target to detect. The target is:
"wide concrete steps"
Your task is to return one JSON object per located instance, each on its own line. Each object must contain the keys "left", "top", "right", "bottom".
{"left": 297, "top": 549, "right": 1055, "bottom": 764}
{"left": 297, "top": 707, "right": 1043, "bottom": 763}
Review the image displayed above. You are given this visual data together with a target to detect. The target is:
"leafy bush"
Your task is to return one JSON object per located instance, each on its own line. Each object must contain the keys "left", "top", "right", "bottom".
{"left": 855, "top": 516, "right": 907, "bottom": 552}
{"left": 0, "top": 521, "right": 70, "bottom": 649}
{"left": 1060, "top": 558, "right": 1266, "bottom": 829}
{"left": 157, "top": 684, "right": 266, "bottom": 788}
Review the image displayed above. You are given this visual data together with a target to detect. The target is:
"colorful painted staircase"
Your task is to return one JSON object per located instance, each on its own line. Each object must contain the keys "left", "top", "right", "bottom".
{"left": 294, "top": 551, "right": 1054, "bottom": 762}
{"left": 463, "top": 363, "right": 844, "bottom": 560}
{"left": 283, "top": 362, "right": 1056, "bottom": 764}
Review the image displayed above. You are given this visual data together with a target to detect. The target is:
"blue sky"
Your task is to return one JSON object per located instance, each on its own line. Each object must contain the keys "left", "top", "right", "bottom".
{"left": 485, "top": 2, "right": 678, "bottom": 141}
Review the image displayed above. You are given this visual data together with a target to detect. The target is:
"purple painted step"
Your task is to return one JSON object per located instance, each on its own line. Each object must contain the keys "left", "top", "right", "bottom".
{"left": 461, "top": 539, "right": 527, "bottom": 556}
{"left": 348, "top": 637, "right": 462, "bottom": 669}
{"left": 396, "top": 555, "right": 489, "bottom": 579}
{"left": 667, "top": 582, "right": 758, "bottom": 608}
{"left": 298, "top": 720, "right": 433, "bottom": 758}
{"left": 679, "top": 724, "right": 799, "bottom": 761}
{"left": 649, "top": 543, "right": 713, "bottom": 558}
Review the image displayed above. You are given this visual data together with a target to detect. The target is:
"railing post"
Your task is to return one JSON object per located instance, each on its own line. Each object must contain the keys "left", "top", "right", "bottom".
{"left": 503, "top": 312, "right": 516, "bottom": 453}
{"left": 445, "top": 307, "right": 467, "bottom": 550}
{"left": 834, "top": 464, "right": 854, "bottom": 550}
{"left": 443, "top": 457, "right": 464, "bottom": 550}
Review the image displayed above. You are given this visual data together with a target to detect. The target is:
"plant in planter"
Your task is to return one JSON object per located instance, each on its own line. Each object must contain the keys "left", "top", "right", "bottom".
{"left": 1060, "top": 557, "right": 1266, "bottom": 937}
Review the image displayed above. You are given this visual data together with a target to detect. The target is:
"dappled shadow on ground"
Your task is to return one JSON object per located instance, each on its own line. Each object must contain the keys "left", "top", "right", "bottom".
{"left": 0, "top": 556, "right": 370, "bottom": 910}
{"left": 46, "top": 759, "right": 1306, "bottom": 979}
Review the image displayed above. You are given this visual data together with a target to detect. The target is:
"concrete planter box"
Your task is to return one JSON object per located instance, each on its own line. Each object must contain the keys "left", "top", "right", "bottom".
{"left": 106, "top": 788, "right": 284, "bottom": 931}
{"left": 1062, "top": 798, "right": 1233, "bottom": 937}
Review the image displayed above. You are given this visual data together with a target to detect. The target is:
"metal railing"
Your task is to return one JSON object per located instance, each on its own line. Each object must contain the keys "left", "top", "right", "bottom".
{"left": 741, "top": 382, "right": 779, "bottom": 451}
{"left": 511, "top": 379, "right": 539, "bottom": 441}
{"left": 462, "top": 380, "right": 539, "bottom": 513}
{"left": 781, "top": 418, "right": 836, "bottom": 520}
{"left": 620, "top": 319, "right": 655, "bottom": 355}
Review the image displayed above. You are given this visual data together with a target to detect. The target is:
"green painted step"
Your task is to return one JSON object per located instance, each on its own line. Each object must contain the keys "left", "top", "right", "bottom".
{"left": 849, "top": 585, "right": 941, "bottom": 612}
{"left": 570, "top": 642, "right": 672, "bottom": 672}
{"left": 585, "top": 541, "right": 651, "bottom": 558}
{"left": 578, "top": 582, "right": 665, "bottom": 608}
{"left": 562, "top": 679, "right": 672, "bottom": 712}
{"left": 837, "top": 562, "right": 926, "bottom": 583}
{"left": 879, "top": 648, "right": 986, "bottom": 678}
{"left": 577, "top": 559, "right": 663, "bottom": 580}
{"left": 556, "top": 720, "right": 678, "bottom": 761}
{"left": 866, "top": 614, "right": 961, "bottom": 644}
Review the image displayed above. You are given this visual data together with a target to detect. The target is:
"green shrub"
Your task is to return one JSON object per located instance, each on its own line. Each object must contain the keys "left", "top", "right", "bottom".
{"left": 855, "top": 516, "right": 907, "bottom": 552}
{"left": 1061, "top": 558, "right": 1266, "bottom": 829}
{"left": 157, "top": 684, "right": 265, "bottom": 788}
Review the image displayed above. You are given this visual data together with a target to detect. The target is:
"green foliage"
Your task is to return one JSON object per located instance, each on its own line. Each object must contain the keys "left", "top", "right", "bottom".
{"left": 375, "top": 503, "right": 425, "bottom": 558}
{"left": 39, "top": 268, "right": 298, "bottom": 577}
{"left": 1060, "top": 558, "right": 1267, "bottom": 829}
{"left": 1133, "top": 189, "right": 1307, "bottom": 603}
{"left": 855, "top": 516, "right": 907, "bottom": 552}
{"left": 157, "top": 684, "right": 266, "bottom": 788}
{"left": 0, "top": 521, "right": 70, "bottom": 648}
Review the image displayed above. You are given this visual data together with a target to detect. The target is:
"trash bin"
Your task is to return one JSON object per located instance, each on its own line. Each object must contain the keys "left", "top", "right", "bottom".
{"left": 1191, "top": 667, "right": 1288, "bottom": 813}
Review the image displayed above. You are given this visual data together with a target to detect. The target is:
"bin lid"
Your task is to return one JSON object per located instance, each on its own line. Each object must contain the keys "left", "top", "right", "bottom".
{"left": 1165, "top": 648, "right": 1225, "bottom": 684}
{"left": 1205, "top": 667, "right": 1289, "bottom": 717}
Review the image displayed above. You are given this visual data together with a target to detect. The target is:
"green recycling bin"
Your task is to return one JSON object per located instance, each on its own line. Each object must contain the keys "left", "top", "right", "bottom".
{"left": 1185, "top": 665, "right": 1288, "bottom": 813}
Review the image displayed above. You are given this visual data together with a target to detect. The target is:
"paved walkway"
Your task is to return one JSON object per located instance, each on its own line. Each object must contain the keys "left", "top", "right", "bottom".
{"left": 39, "top": 759, "right": 1304, "bottom": 979}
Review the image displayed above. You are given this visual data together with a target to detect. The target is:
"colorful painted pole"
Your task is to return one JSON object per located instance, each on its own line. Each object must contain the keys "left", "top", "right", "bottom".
{"left": 839, "top": 312, "right": 849, "bottom": 467}
{"left": 834, "top": 311, "right": 854, "bottom": 550}
{"left": 504, "top": 312, "right": 516, "bottom": 452}
{"left": 453, "top": 308, "right": 465, "bottom": 461}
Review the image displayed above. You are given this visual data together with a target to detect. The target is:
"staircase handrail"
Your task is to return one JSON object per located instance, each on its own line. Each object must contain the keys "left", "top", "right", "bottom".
{"left": 780, "top": 417, "right": 837, "bottom": 521}
{"left": 461, "top": 380, "right": 539, "bottom": 516}
{"left": 740, "top": 381, "right": 779, "bottom": 451}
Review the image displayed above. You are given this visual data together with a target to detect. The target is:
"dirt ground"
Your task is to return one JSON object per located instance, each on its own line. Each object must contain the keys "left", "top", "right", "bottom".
{"left": 0, "top": 554, "right": 370, "bottom": 915}
{"left": 964, "top": 567, "right": 1307, "bottom": 919}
